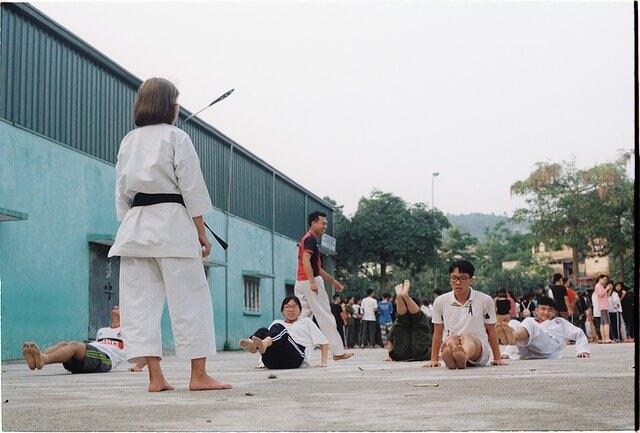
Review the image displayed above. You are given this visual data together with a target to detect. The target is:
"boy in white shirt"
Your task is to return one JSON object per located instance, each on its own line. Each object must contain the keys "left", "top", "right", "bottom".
{"left": 360, "top": 289, "right": 379, "bottom": 348}
{"left": 500, "top": 296, "right": 590, "bottom": 359}
{"left": 424, "top": 260, "right": 505, "bottom": 369}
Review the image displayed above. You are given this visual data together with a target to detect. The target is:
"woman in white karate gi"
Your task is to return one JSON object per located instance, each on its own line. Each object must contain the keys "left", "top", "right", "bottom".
{"left": 109, "top": 77, "right": 231, "bottom": 392}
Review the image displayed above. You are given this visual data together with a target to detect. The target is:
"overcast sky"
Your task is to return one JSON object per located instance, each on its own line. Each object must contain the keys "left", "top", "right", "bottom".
{"left": 33, "top": 1, "right": 635, "bottom": 217}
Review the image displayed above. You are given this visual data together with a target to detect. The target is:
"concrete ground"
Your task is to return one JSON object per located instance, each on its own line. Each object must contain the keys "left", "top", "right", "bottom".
{"left": 1, "top": 342, "right": 636, "bottom": 432}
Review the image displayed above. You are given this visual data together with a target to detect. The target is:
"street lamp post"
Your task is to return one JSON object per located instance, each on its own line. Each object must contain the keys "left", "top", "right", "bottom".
{"left": 431, "top": 172, "right": 440, "bottom": 291}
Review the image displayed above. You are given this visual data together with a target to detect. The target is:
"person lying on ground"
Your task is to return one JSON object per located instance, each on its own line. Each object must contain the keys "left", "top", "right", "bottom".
{"left": 385, "top": 280, "right": 432, "bottom": 362}
{"left": 239, "top": 296, "right": 329, "bottom": 369}
{"left": 21, "top": 305, "right": 143, "bottom": 373}
{"left": 423, "top": 259, "right": 506, "bottom": 369}
{"left": 499, "top": 296, "right": 590, "bottom": 360}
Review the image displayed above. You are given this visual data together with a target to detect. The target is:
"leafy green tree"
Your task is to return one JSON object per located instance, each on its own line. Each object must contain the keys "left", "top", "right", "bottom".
{"left": 581, "top": 153, "right": 634, "bottom": 284}
{"left": 475, "top": 222, "right": 535, "bottom": 272}
{"left": 439, "top": 225, "right": 478, "bottom": 265}
{"left": 332, "top": 190, "right": 449, "bottom": 291}
{"left": 473, "top": 266, "right": 550, "bottom": 295}
{"left": 511, "top": 157, "right": 614, "bottom": 280}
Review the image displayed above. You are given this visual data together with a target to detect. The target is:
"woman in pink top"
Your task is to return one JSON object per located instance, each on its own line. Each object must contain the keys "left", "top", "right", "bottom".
{"left": 594, "top": 275, "right": 612, "bottom": 343}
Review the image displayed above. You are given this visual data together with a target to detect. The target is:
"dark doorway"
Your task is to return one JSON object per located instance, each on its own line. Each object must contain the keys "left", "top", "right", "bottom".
{"left": 88, "top": 243, "right": 120, "bottom": 339}
{"left": 563, "top": 261, "right": 573, "bottom": 280}
{"left": 285, "top": 283, "right": 294, "bottom": 298}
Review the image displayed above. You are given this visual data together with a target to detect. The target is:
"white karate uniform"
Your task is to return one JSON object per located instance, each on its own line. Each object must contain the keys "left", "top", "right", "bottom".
{"left": 502, "top": 317, "right": 590, "bottom": 359}
{"left": 294, "top": 276, "right": 345, "bottom": 356}
{"left": 108, "top": 124, "right": 216, "bottom": 363}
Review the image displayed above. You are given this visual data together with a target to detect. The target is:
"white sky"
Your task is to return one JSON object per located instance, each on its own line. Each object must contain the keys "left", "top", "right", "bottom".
{"left": 32, "top": 1, "right": 636, "bottom": 217}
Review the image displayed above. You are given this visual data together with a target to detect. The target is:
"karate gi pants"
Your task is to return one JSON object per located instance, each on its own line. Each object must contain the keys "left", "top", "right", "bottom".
{"left": 119, "top": 256, "right": 216, "bottom": 363}
{"left": 294, "top": 276, "right": 345, "bottom": 356}
{"left": 252, "top": 323, "right": 306, "bottom": 369}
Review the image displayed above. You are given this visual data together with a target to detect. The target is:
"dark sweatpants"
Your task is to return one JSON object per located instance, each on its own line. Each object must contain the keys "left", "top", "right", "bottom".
{"left": 388, "top": 311, "right": 432, "bottom": 361}
{"left": 252, "top": 323, "right": 306, "bottom": 369}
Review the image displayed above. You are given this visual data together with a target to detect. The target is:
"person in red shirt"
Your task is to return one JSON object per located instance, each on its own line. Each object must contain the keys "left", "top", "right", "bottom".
{"left": 564, "top": 277, "right": 578, "bottom": 324}
{"left": 293, "top": 211, "right": 354, "bottom": 361}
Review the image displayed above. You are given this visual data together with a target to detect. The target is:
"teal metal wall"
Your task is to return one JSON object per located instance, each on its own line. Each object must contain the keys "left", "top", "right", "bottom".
{"left": 0, "top": 122, "right": 121, "bottom": 360}
{"left": 231, "top": 151, "right": 273, "bottom": 229}
{"left": 0, "top": 121, "right": 303, "bottom": 358}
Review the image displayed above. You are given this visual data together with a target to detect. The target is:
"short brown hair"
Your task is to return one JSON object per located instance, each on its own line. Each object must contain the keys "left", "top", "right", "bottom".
{"left": 133, "top": 77, "right": 179, "bottom": 126}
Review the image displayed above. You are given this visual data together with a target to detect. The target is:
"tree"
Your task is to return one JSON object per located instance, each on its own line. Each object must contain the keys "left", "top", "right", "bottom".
{"left": 334, "top": 190, "right": 449, "bottom": 291}
{"left": 439, "top": 225, "right": 478, "bottom": 265}
{"left": 581, "top": 153, "right": 634, "bottom": 284}
{"left": 475, "top": 222, "right": 535, "bottom": 273}
{"left": 510, "top": 156, "right": 622, "bottom": 281}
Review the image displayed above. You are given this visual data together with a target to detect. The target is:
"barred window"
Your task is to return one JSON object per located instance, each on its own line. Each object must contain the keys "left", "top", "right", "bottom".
{"left": 243, "top": 277, "right": 260, "bottom": 313}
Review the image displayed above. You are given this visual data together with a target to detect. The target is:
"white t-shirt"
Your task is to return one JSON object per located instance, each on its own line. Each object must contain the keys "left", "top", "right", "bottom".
{"left": 89, "top": 326, "right": 126, "bottom": 369}
{"left": 350, "top": 304, "right": 361, "bottom": 317}
{"left": 109, "top": 124, "right": 214, "bottom": 259}
{"left": 591, "top": 292, "right": 601, "bottom": 318}
{"left": 270, "top": 318, "right": 328, "bottom": 366}
{"left": 361, "top": 297, "right": 378, "bottom": 321}
{"left": 608, "top": 292, "right": 622, "bottom": 313}
{"left": 431, "top": 289, "right": 496, "bottom": 343}
{"left": 420, "top": 305, "right": 433, "bottom": 318}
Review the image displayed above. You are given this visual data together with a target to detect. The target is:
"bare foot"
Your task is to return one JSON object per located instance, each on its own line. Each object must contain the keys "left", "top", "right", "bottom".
{"left": 189, "top": 375, "right": 232, "bottom": 391}
{"left": 148, "top": 380, "right": 174, "bottom": 392}
{"left": 22, "top": 342, "right": 36, "bottom": 370}
{"left": 29, "top": 343, "right": 44, "bottom": 370}
{"left": 333, "top": 352, "right": 354, "bottom": 361}
{"left": 452, "top": 345, "right": 468, "bottom": 369}
{"left": 394, "top": 284, "right": 403, "bottom": 297}
{"left": 441, "top": 346, "right": 456, "bottom": 369}
{"left": 251, "top": 336, "right": 267, "bottom": 354}
{"left": 240, "top": 338, "right": 258, "bottom": 353}
{"left": 129, "top": 363, "right": 146, "bottom": 372}
{"left": 401, "top": 279, "right": 411, "bottom": 297}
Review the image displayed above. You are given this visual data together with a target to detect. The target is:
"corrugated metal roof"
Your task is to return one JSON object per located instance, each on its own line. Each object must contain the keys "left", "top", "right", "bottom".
{"left": 1, "top": 3, "right": 337, "bottom": 239}
{"left": 1, "top": 2, "right": 334, "bottom": 215}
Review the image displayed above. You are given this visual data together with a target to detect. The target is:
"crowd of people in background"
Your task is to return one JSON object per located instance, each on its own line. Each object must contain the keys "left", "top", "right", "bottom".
{"left": 489, "top": 273, "right": 635, "bottom": 345}
{"left": 327, "top": 271, "right": 634, "bottom": 353}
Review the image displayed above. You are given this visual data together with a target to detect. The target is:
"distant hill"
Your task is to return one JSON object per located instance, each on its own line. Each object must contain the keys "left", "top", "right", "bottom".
{"left": 445, "top": 213, "right": 528, "bottom": 240}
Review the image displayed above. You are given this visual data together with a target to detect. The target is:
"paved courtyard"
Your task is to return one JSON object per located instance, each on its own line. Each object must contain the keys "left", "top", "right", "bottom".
{"left": 1, "top": 342, "right": 636, "bottom": 431}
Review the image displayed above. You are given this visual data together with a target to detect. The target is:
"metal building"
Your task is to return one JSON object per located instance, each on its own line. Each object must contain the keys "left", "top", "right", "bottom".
{"left": 0, "top": 3, "right": 335, "bottom": 360}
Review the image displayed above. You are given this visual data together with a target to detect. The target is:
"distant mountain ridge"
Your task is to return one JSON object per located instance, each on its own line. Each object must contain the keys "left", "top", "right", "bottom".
{"left": 445, "top": 213, "right": 529, "bottom": 240}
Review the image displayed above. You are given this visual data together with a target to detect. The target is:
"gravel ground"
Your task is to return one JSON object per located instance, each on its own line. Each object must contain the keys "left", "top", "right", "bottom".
{"left": 1, "top": 341, "right": 636, "bottom": 431}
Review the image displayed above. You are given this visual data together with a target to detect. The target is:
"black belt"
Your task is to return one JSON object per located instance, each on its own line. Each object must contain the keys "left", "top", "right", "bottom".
{"left": 131, "top": 193, "right": 228, "bottom": 250}
{"left": 132, "top": 193, "right": 185, "bottom": 207}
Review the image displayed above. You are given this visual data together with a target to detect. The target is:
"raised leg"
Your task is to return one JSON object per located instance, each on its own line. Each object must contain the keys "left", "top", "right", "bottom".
{"left": 394, "top": 284, "right": 407, "bottom": 315}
